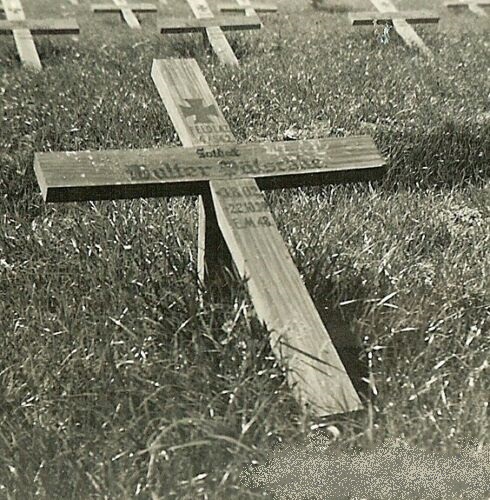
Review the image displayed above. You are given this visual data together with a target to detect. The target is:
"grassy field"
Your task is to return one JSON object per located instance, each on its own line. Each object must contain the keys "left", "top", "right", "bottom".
{"left": 1, "top": 0, "right": 489, "bottom": 498}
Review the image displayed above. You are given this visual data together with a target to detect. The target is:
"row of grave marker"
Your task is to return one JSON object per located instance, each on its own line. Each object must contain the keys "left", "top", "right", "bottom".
{"left": 6, "top": 0, "right": 488, "bottom": 417}
{"left": 3, "top": 0, "right": 489, "bottom": 70}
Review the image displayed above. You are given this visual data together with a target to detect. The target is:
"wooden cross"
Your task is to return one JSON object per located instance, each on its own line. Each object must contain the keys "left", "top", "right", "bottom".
{"left": 34, "top": 58, "right": 386, "bottom": 417}
{"left": 445, "top": 0, "right": 489, "bottom": 16}
{"left": 91, "top": 0, "right": 157, "bottom": 29}
{"left": 218, "top": 0, "right": 278, "bottom": 15}
{"left": 349, "top": 0, "right": 439, "bottom": 57}
{"left": 159, "top": 0, "right": 262, "bottom": 66}
{"left": 0, "top": 0, "right": 79, "bottom": 70}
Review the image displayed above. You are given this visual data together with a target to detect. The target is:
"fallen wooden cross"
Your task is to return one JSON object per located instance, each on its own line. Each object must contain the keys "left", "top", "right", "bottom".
{"left": 91, "top": 0, "right": 157, "bottom": 29}
{"left": 159, "top": 0, "right": 262, "bottom": 66}
{"left": 0, "top": 0, "right": 79, "bottom": 70}
{"left": 218, "top": 0, "right": 278, "bottom": 15}
{"left": 445, "top": 0, "right": 489, "bottom": 16}
{"left": 34, "top": 58, "right": 386, "bottom": 417}
{"left": 349, "top": 0, "right": 439, "bottom": 57}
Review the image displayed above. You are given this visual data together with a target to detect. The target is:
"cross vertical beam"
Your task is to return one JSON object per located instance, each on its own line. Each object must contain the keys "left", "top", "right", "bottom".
{"left": 1, "top": 0, "right": 79, "bottom": 70}
{"left": 160, "top": 0, "right": 262, "bottom": 66}
{"left": 349, "top": 0, "right": 439, "bottom": 57}
{"left": 187, "top": 0, "right": 239, "bottom": 66}
{"left": 151, "top": 52, "right": 235, "bottom": 285}
{"left": 2, "top": 0, "right": 41, "bottom": 69}
{"left": 370, "top": 0, "right": 436, "bottom": 57}
{"left": 114, "top": 0, "right": 141, "bottom": 28}
{"left": 91, "top": 0, "right": 157, "bottom": 29}
{"left": 151, "top": 58, "right": 364, "bottom": 415}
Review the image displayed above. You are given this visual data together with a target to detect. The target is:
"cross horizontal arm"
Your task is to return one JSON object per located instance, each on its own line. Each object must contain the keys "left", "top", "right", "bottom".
{"left": 159, "top": 15, "right": 262, "bottom": 33}
{"left": 34, "top": 136, "right": 385, "bottom": 202}
{"left": 91, "top": 3, "right": 157, "bottom": 13}
{"left": 218, "top": 2, "right": 278, "bottom": 13}
{"left": 349, "top": 10, "right": 439, "bottom": 25}
{"left": 0, "top": 18, "right": 79, "bottom": 34}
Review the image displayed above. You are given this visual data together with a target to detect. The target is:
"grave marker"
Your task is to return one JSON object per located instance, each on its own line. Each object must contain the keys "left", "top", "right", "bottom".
{"left": 445, "top": 0, "right": 489, "bottom": 16}
{"left": 34, "top": 58, "right": 386, "bottom": 417}
{"left": 0, "top": 0, "right": 79, "bottom": 70}
{"left": 159, "top": 0, "right": 262, "bottom": 66}
{"left": 349, "top": 0, "right": 439, "bottom": 57}
{"left": 91, "top": 0, "right": 157, "bottom": 29}
{"left": 218, "top": 0, "right": 278, "bottom": 15}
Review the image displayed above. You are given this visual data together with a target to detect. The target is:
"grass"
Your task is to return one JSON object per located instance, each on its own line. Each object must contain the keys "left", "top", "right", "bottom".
{"left": 0, "top": 0, "right": 489, "bottom": 498}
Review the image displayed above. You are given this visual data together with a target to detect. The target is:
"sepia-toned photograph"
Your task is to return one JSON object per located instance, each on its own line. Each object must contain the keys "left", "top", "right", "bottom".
{"left": 1, "top": 0, "right": 489, "bottom": 497}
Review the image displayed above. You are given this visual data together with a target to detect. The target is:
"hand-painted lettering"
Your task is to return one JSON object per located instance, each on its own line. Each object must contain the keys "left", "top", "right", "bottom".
{"left": 196, "top": 146, "right": 240, "bottom": 158}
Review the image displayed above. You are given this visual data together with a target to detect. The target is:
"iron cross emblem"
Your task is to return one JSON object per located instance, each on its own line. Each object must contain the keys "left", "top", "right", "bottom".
{"left": 180, "top": 99, "right": 219, "bottom": 124}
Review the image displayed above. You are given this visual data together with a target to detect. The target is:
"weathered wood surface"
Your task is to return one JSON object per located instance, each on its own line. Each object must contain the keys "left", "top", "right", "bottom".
{"left": 159, "top": 15, "right": 261, "bottom": 33}
{"left": 35, "top": 137, "right": 384, "bottom": 202}
{"left": 182, "top": 0, "right": 239, "bottom": 66}
{"left": 0, "top": 18, "right": 80, "bottom": 34}
{"left": 2, "top": 0, "right": 79, "bottom": 69}
{"left": 366, "top": 0, "right": 436, "bottom": 57}
{"left": 150, "top": 58, "right": 364, "bottom": 415}
{"left": 92, "top": 0, "right": 156, "bottom": 28}
{"left": 445, "top": 1, "right": 489, "bottom": 16}
{"left": 349, "top": 10, "right": 439, "bottom": 25}
{"left": 33, "top": 58, "right": 387, "bottom": 415}
{"left": 152, "top": 54, "right": 236, "bottom": 281}
{"left": 210, "top": 178, "right": 363, "bottom": 415}
{"left": 219, "top": 0, "right": 277, "bottom": 14}
{"left": 2, "top": 0, "right": 41, "bottom": 69}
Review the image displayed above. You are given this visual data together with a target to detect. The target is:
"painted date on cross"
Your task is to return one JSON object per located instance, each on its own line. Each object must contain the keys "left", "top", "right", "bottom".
{"left": 232, "top": 215, "right": 273, "bottom": 230}
{"left": 227, "top": 200, "right": 269, "bottom": 214}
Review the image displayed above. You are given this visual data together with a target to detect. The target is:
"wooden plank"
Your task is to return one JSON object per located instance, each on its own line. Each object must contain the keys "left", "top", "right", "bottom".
{"left": 446, "top": 1, "right": 489, "bottom": 16}
{"left": 219, "top": 1, "right": 277, "bottom": 13}
{"left": 113, "top": 0, "right": 143, "bottom": 28}
{"left": 159, "top": 15, "right": 261, "bottom": 33}
{"left": 368, "top": 0, "right": 435, "bottom": 56}
{"left": 34, "top": 136, "right": 385, "bottom": 202}
{"left": 151, "top": 59, "right": 235, "bottom": 146}
{"left": 210, "top": 178, "right": 362, "bottom": 414}
{"left": 152, "top": 56, "right": 235, "bottom": 282}
{"left": 236, "top": 0, "right": 256, "bottom": 17}
{"left": 91, "top": 3, "right": 158, "bottom": 13}
{"left": 0, "top": 18, "right": 79, "bottom": 34}
{"left": 92, "top": 0, "right": 154, "bottom": 28}
{"left": 151, "top": 58, "right": 363, "bottom": 415}
{"left": 349, "top": 11, "right": 439, "bottom": 25}
{"left": 186, "top": 0, "right": 239, "bottom": 66}
{"left": 2, "top": 0, "right": 41, "bottom": 69}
